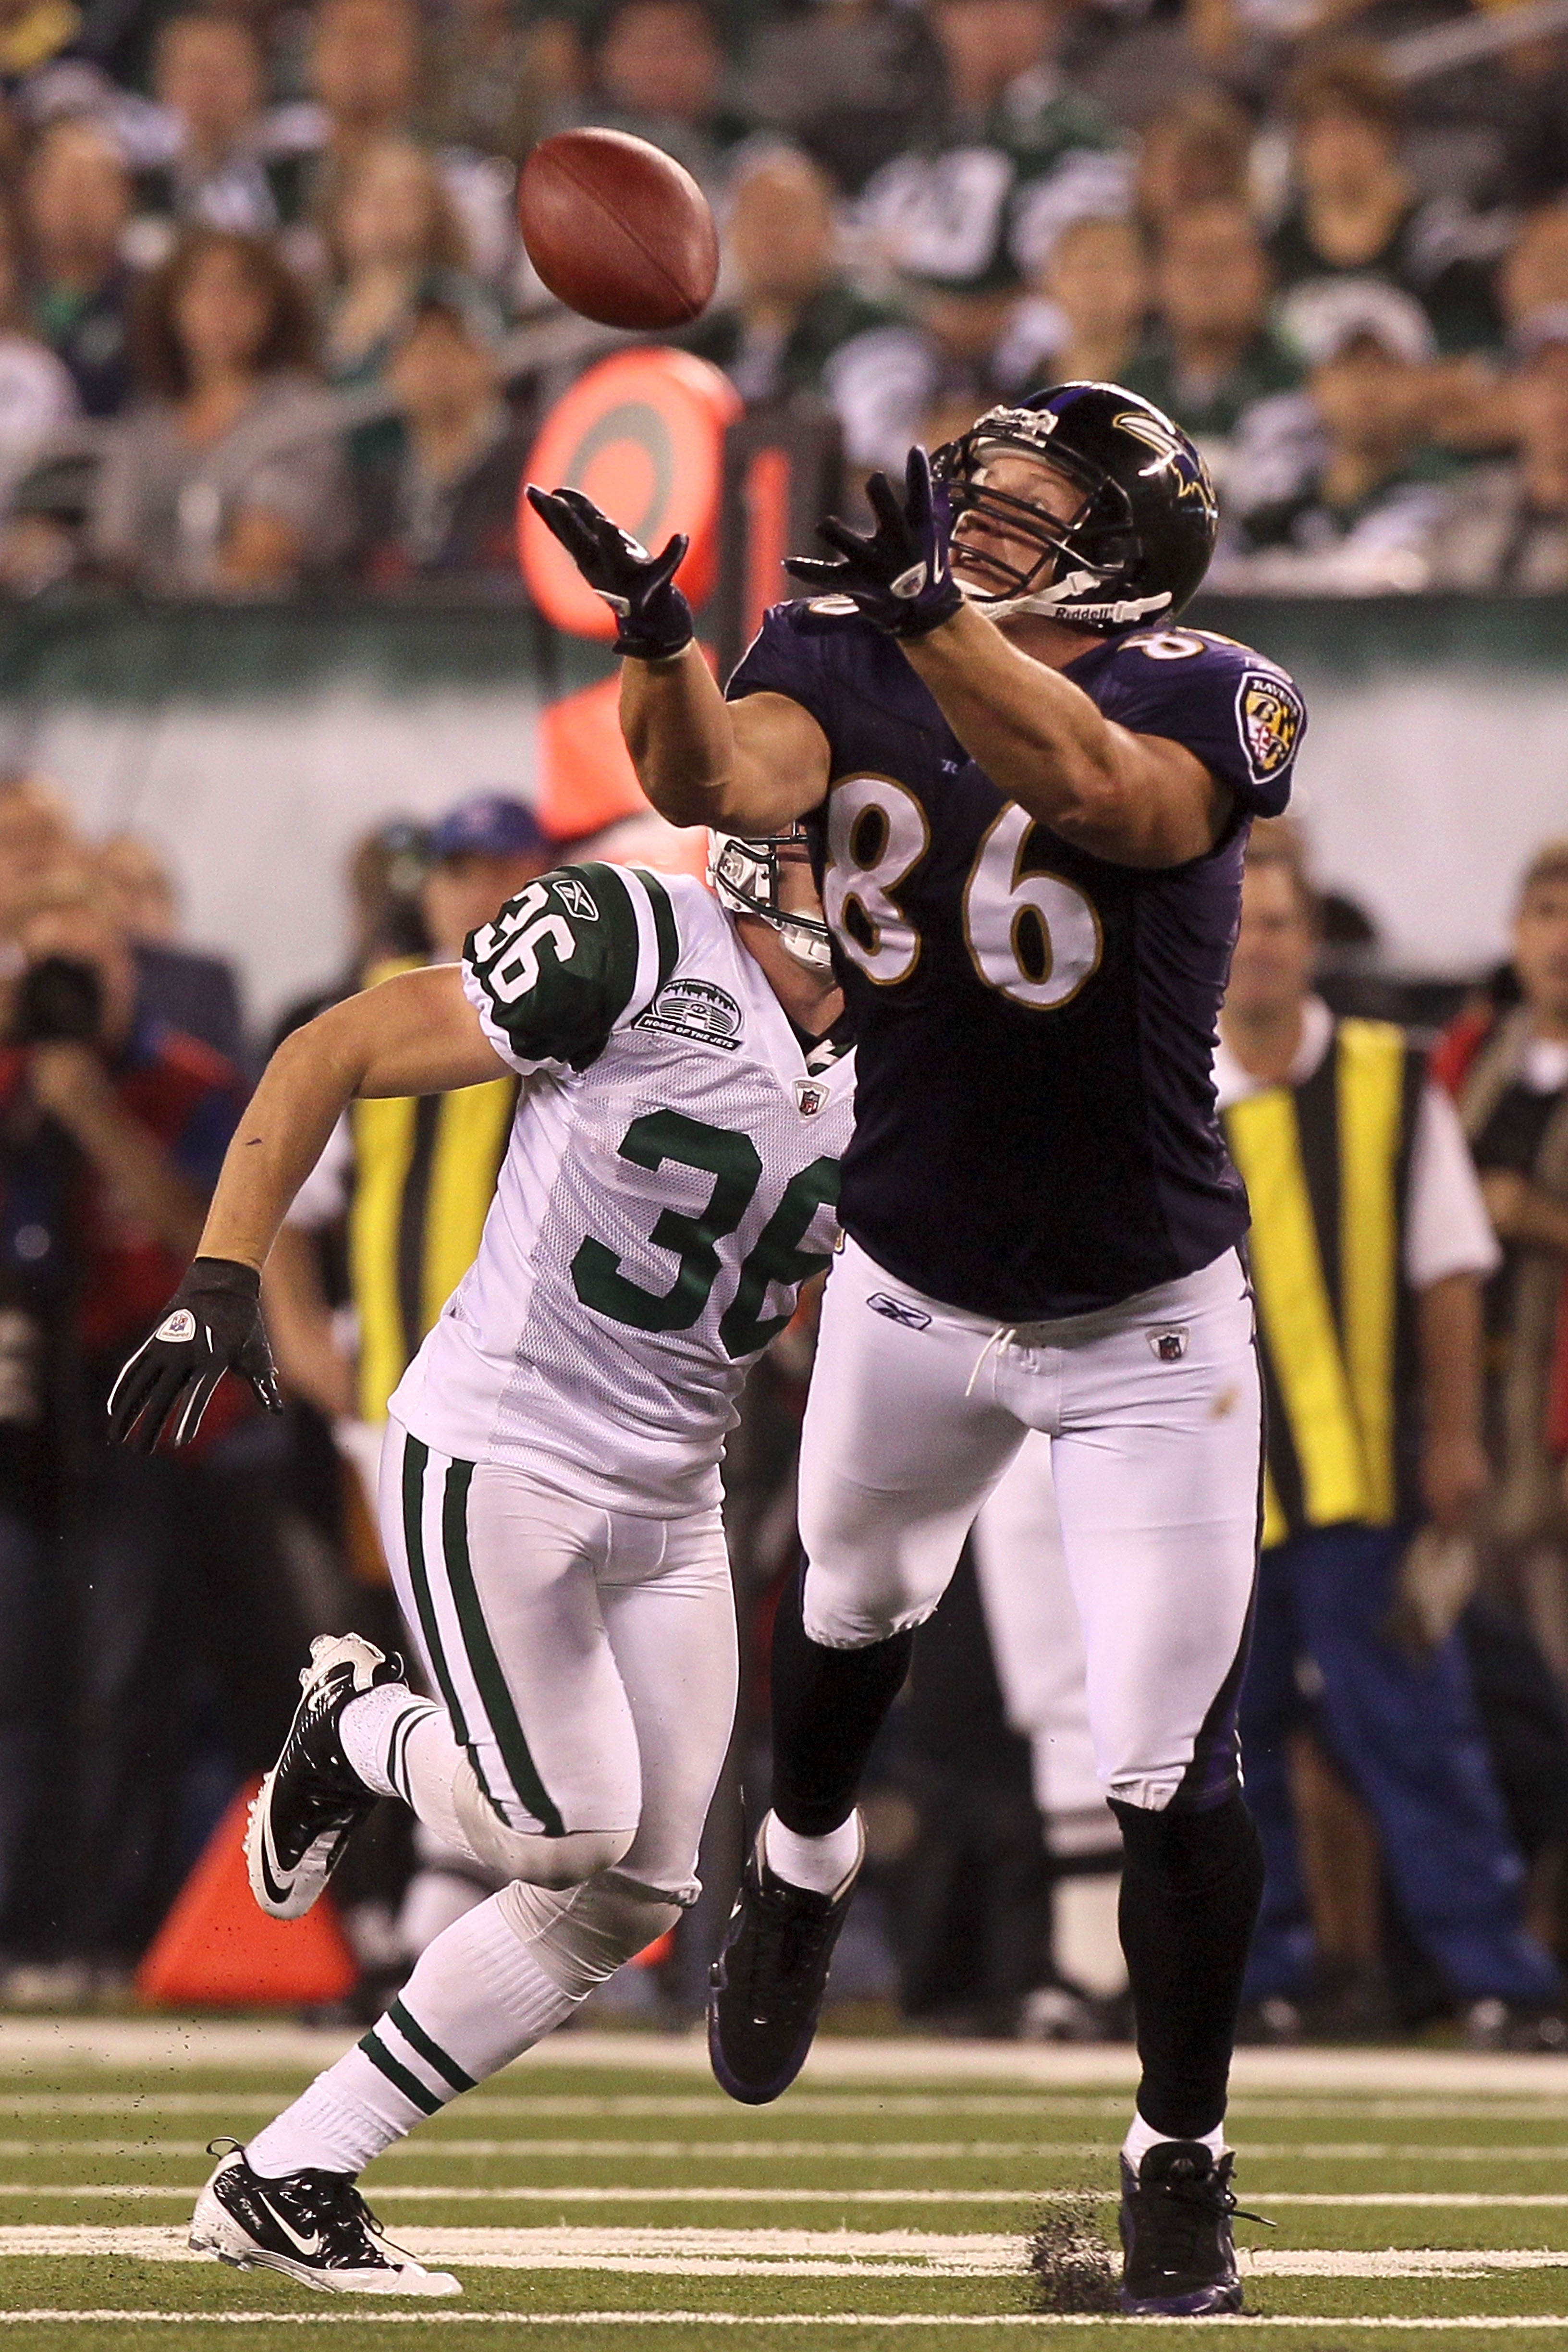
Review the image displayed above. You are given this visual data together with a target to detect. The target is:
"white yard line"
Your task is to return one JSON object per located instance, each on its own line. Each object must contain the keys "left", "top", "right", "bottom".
{"left": 12, "top": 2091, "right": 1568, "bottom": 2125}
{"left": 6, "top": 2313, "right": 1568, "bottom": 2330}
{"left": 5, "top": 2226, "right": 1568, "bottom": 2280}
{"left": 0, "top": 2142, "right": 1125, "bottom": 2163}
{"left": 16, "top": 2183, "right": 1568, "bottom": 2208}
{"left": 7, "top": 2022, "right": 1568, "bottom": 2095}
{"left": 9, "top": 2137, "right": 1568, "bottom": 2164}
{"left": 0, "top": 2226, "right": 1014, "bottom": 2261}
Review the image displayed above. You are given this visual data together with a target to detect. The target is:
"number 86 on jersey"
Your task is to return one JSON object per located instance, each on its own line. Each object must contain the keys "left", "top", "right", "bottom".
{"left": 823, "top": 775, "right": 1103, "bottom": 1011}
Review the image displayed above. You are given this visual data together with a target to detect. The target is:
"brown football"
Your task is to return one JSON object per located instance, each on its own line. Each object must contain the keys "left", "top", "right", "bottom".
{"left": 518, "top": 129, "right": 719, "bottom": 331}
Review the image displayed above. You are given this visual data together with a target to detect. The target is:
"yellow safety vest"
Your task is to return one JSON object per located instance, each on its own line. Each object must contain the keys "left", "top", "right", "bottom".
{"left": 1223, "top": 1018, "right": 1420, "bottom": 1550}
{"left": 346, "top": 959, "right": 518, "bottom": 1423}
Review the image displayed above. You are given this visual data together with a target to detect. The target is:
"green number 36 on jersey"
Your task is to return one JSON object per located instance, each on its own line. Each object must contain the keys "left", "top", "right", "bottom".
{"left": 570, "top": 1109, "right": 840, "bottom": 1360}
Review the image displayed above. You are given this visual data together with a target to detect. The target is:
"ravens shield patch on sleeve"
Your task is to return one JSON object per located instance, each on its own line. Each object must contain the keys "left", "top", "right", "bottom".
{"left": 1236, "top": 671, "right": 1305, "bottom": 788}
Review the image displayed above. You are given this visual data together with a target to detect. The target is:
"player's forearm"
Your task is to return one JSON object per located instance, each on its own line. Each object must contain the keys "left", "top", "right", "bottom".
{"left": 199, "top": 971, "right": 501, "bottom": 1270}
{"left": 619, "top": 646, "right": 741, "bottom": 825}
{"left": 899, "top": 608, "right": 1125, "bottom": 828}
{"left": 901, "top": 608, "right": 1221, "bottom": 864}
{"left": 197, "top": 1015, "right": 368, "bottom": 1272}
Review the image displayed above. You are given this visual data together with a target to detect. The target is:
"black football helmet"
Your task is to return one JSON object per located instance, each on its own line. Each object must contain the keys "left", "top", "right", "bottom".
{"left": 931, "top": 383, "right": 1218, "bottom": 632}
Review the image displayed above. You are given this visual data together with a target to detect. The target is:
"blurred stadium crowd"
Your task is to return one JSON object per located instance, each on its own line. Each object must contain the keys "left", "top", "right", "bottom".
{"left": 0, "top": 0, "right": 1555, "bottom": 589}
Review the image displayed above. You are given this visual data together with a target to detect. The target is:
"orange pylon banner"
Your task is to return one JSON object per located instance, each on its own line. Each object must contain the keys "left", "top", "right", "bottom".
{"left": 135, "top": 1778, "right": 359, "bottom": 2011}
{"left": 518, "top": 347, "right": 741, "bottom": 639}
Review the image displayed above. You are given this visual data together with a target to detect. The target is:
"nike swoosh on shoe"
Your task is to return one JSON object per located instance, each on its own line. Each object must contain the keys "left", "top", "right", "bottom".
{"left": 257, "top": 2196, "right": 325, "bottom": 2260}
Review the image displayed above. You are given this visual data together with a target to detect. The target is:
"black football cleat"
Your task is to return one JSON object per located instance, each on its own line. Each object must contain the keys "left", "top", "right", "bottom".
{"left": 246, "top": 1633, "right": 407, "bottom": 1921}
{"left": 1117, "top": 2139, "right": 1254, "bottom": 2316}
{"left": 707, "top": 1818, "right": 863, "bottom": 2106}
{"left": 190, "top": 2144, "right": 459, "bottom": 2295}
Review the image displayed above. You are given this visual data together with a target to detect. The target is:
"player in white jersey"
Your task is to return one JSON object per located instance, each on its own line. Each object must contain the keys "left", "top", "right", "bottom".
{"left": 106, "top": 839, "right": 853, "bottom": 2299}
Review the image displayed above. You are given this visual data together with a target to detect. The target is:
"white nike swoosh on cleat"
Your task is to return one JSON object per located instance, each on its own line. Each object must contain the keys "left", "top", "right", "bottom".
{"left": 256, "top": 2197, "right": 326, "bottom": 2260}
{"left": 245, "top": 1785, "right": 297, "bottom": 1917}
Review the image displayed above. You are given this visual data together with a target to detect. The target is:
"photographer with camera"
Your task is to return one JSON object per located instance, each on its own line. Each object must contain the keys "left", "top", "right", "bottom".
{"left": 0, "top": 870, "right": 307, "bottom": 1992}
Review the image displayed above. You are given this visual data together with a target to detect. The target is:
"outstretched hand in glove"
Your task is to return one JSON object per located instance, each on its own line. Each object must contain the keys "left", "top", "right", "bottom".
{"left": 107, "top": 1256, "right": 282, "bottom": 1453}
{"left": 785, "top": 446, "right": 964, "bottom": 640}
{"left": 525, "top": 484, "right": 694, "bottom": 661}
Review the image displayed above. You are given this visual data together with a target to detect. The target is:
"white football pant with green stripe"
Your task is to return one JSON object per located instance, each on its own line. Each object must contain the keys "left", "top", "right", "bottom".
{"left": 243, "top": 1424, "right": 736, "bottom": 2184}
{"left": 380, "top": 1418, "right": 737, "bottom": 1898}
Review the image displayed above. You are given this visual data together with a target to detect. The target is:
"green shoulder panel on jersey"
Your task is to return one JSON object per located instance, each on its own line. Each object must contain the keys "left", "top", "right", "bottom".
{"left": 463, "top": 862, "right": 680, "bottom": 1074}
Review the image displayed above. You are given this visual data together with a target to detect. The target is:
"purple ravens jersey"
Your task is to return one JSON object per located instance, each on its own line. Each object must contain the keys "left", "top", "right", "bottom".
{"left": 727, "top": 604, "right": 1305, "bottom": 1320}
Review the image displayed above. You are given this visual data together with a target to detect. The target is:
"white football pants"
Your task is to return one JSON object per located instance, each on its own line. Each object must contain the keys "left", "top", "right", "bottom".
{"left": 379, "top": 1420, "right": 738, "bottom": 1905}
{"left": 971, "top": 1434, "right": 1114, "bottom": 1856}
{"left": 798, "top": 1239, "right": 1262, "bottom": 1813}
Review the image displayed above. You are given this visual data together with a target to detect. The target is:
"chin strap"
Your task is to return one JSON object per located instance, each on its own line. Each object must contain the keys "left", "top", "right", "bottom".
{"left": 962, "top": 577, "right": 1175, "bottom": 628}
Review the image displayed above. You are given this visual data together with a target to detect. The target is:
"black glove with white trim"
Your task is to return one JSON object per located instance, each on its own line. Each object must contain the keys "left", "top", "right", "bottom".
{"left": 525, "top": 484, "right": 693, "bottom": 661}
{"left": 107, "top": 1256, "right": 282, "bottom": 1453}
{"left": 785, "top": 446, "right": 964, "bottom": 640}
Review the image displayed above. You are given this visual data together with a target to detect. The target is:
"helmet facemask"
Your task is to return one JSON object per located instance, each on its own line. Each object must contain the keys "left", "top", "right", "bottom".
{"left": 709, "top": 824, "right": 834, "bottom": 972}
{"left": 934, "top": 415, "right": 1172, "bottom": 628}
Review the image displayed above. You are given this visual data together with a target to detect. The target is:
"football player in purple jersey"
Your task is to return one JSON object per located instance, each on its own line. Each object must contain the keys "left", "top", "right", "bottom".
{"left": 528, "top": 382, "right": 1305, "bottom": 2316}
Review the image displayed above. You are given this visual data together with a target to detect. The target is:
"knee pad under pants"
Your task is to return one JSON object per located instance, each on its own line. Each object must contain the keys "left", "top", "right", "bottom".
{"left": 454, "top": 1754, "right": 634, "bottom": 1889}
{"left": 497, "top": 1870, "right": 684, "bottom": 2000}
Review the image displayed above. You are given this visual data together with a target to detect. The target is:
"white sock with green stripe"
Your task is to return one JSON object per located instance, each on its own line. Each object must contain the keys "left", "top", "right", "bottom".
{"left": 340, "top": 1686, "right": 474, "bottom": 1858}
{"left": 245, "top": 1892, "right": 577, "bottom": 2180}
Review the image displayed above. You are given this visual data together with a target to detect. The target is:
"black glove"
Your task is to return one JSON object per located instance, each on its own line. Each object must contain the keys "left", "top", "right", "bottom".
{"left": 525, "top": 484, "right": 694, "bottom": 661}
{"left": 107, "top": 1256, "right": 282, "bottom": 1454}
{"left": 785, "top": 446, "right": 965, "bottom": 640}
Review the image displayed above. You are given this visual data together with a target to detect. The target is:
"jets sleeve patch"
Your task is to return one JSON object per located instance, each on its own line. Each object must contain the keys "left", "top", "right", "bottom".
{"left": 463, "top": 863, "right": 677, "bottom": 1076}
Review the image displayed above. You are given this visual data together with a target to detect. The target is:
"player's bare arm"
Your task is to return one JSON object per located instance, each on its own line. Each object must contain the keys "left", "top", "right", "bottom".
{"left": 201, "top": 967, "right": 505, "bottom": 1272}
{"left": 105, "top": 964, "right": 505, "bottom": 1453}
{"left": 621, "top": 656, "right": 830, "bottom": 832}
{"left": 898, "top": 603, "right": 1231, "bottom": 868}
{"left": 526, "top": 481, "right": 829, "bottom": 831}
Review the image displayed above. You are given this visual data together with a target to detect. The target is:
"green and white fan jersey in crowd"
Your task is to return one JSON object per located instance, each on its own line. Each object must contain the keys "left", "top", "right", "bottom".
{"left": 390, "top": 863, "right": 855, "bottom": 1515}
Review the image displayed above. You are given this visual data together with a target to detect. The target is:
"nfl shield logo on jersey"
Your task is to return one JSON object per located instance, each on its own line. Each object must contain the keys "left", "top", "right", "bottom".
{"left": 794, "top": 1078, "right": 828, "bottom": 1116}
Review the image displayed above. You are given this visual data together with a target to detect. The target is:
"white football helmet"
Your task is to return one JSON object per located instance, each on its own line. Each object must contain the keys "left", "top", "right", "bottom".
{"left": 709, "top": 823, "right": 833, "bottom": 971}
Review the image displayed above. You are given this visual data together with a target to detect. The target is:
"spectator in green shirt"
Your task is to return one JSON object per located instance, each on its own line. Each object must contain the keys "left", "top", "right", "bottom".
{"left": 858, "top": 0, "right": 1129, "bottom": 368}
{"left": 685, "top": 146, "right": 937, "bottom": 472}
{"left": 1122, "top": 198, "right": 1303, "bottom": 492}
{"left": 573, "top": 0, "right": 750, "bottom": 203}
{"left": 1268, "top": 46, "right": 1508, "bottom": 363}
{"left": 992, "top": 211, "right": 1147, "bottom": 398}
{"left": 24, "top": 117, "right": 136, "bottom": 418}
{"left": 1219, "top": 288, "right": 1453, "bottom": 593}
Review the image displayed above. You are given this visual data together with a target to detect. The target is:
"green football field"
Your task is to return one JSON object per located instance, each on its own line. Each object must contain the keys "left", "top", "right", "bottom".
{"left": 4, "top": 2021, "right": 1568, "bottom": 2349}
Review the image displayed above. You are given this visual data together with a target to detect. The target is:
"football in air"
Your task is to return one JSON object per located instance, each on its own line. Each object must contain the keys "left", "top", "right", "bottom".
{"left": 518, "top": 128, "right": 720, "bottom": 331}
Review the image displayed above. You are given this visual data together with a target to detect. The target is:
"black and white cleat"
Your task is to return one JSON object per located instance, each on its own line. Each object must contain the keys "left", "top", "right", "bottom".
{"left": 190, "top": 2144, "right": 459, "bottom": 2296}
{"left": 246, "top": 1631, "right": 407, "bottom": 1921}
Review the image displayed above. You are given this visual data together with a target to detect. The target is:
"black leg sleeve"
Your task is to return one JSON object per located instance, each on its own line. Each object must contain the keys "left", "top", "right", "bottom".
{"left": 769, "top": 1566, "right": 915, "bottom": 1837}
{"left": 1112, "top": 1788, "right": 1266, "bottom": 2141}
